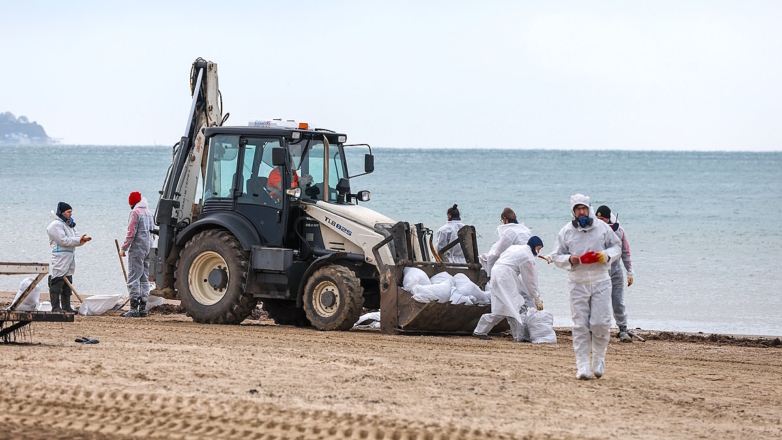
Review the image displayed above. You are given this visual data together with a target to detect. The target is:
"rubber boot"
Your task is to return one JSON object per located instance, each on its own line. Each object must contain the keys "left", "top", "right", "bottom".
{"left": 618, "top": 326, "right": 633, "bottom": 343}
{"left": 50, "top": 291, "right": 62, "bottom": 313}
{"left": 62, "top": 292, "right": 76, "bottom": 314}
{"left": 139, "top": 301, "right": 148, "bottom": 318}
{"left": 122, "top": 299, "right": 140, "bottom": 318}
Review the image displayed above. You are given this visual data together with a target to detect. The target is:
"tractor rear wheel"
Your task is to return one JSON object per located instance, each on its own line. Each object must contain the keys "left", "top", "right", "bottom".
{"left": 175, "top": 229, "right": 257, "bottom": 324}
{"left": 261, "top": 299, "right": 311, "bottom": 327}
{"left": 302, "top": 265, "right": 364, "bottom": 331}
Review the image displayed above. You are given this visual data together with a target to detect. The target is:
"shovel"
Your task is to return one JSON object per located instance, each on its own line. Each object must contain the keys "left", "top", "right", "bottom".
{"left": 113, "top": 239, "right": 131, "bottom": 310}
{"left": 62, "top": 277, "right": 84, "bottom": 304}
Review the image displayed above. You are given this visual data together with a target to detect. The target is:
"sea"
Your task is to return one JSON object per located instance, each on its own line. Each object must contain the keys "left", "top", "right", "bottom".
{"left": 2, "top": 145, "right": 781, "bottom": 336}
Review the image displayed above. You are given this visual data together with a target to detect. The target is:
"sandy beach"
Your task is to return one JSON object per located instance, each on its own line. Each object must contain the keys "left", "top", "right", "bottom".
{"left": 2, "top": 292, "right": 781, "bottom": 440}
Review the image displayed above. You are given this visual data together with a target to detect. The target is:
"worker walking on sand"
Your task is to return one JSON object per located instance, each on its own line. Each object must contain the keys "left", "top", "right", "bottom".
{"left": 549, "top": 194, "right": 622, "bottom": 380}
{"left": 595, "top": 205, "right": 635, "bottom": 343}
{"left": 436, "top": 204, "right": 467, "bottom": 263}
{"left": 120, "top": 192, "right": 155, "bottom": 318}
{"left": 473, "top": 236, "right": 545, "bottom": 341}
{"left": 47, "top": 202, "right": 91, "bottom": 313}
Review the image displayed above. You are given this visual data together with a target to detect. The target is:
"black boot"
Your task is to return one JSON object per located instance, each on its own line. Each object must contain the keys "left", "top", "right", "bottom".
{"left": 50, "top": 291, "right": 62, "bottom": 312}
{"left": 62, "top": 292, "right": 76, "bottom": 314}
{"left": 122, "top": 299, "right": 140, "bottom": 318}
{"left": 139, "top": 301, "right": 148, "bottom": 318}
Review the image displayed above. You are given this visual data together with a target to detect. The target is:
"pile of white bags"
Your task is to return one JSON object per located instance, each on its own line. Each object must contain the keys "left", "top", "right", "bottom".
{"left": 404, "top": 269, "right": 489, "bottom": 306}
{"left": 6, "top": 277, "right": 42, "bottom": 311}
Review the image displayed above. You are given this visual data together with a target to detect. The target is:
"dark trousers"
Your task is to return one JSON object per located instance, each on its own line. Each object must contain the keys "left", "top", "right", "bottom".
{"left": 48, "top": 275, "right": 73, "bottom": 297}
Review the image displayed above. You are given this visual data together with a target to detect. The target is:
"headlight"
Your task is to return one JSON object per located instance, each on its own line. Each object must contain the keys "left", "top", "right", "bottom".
{"left": 356, "top": 190, "right": 370, "bottom": 202}
{"left": 286, "top": 188, "right": 302, "bottom": 199}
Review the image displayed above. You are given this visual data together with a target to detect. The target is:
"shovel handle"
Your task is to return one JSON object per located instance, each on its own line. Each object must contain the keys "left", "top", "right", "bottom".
{"left": 115, "top": 239, "right": 128, "bottom": 283}
{"left": 62, "top": 277, "right": 84, "bottom": 303}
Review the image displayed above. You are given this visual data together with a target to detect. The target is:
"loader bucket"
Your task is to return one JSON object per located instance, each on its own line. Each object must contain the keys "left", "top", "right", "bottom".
{"left": 373, "top": 222, "right": 508, "bottom": 335}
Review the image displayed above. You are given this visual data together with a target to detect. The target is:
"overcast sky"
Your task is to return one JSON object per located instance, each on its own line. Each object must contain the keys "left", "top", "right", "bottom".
{"left": 2, "top": 1, "right": 781, "bottom": 150}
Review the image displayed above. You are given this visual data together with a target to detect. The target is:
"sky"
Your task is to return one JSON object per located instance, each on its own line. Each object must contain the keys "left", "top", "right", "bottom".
{"left": 2, "top": 1, "right": 781, "bottom": 150}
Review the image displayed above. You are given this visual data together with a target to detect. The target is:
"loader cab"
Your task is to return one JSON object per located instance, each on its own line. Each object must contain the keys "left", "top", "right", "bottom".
{"left": 200, "top": 126, "right": 365, "bottom": 249}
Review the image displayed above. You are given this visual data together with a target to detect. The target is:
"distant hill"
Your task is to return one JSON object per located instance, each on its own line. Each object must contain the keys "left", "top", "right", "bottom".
{"left": 0, "top": 112, "right": 52, "bottom": 144}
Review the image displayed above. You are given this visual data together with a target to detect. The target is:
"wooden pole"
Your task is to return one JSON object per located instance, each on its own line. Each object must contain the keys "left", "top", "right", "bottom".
{"left": 115, "top": 239, "right": 132, "bottom": 309}
{"left": 62, "top": 277, "right": 84, "bottom": 304}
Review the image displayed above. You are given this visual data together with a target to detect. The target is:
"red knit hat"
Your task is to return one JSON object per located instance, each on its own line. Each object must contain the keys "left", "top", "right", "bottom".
{"left": 129, "top": 191, "right": 142, "bottom": 207}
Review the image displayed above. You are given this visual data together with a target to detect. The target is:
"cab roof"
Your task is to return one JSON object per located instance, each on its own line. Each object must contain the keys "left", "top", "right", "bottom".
{"left": 203, "top": 126, "right": 346, "bottom": 143}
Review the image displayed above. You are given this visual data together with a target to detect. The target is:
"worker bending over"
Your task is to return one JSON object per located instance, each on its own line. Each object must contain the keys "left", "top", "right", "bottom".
{"left": 120, "top": 192, "right": 155, "bottom": 318}
{"left": 473, "top": 236, "right": 545, "bottom": 341}
{"left": 550, "top": 194, "right": 621, "bottom": 380}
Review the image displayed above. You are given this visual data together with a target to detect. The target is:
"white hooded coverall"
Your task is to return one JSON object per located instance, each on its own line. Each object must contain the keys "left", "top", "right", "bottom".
{"left": 436, "top": 219, "right": 467, "bottom": 263}
{"left": 483, "top": 222, "right": 533, "bottom": 307}
{"left": 474, "top": 244, "right": 541, "bottom": 340}
{"left": 47, "top": 213, "right": 85, "bottom": 278}
{"left": 121, "top": 197, "right": 155, "bottom": 305}
{"left": 550, "top": 195, "right": 622, "bottom": 378}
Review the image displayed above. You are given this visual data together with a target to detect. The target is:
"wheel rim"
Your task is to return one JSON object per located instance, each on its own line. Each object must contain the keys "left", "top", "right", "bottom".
{"left": 312, "top": 280, "right": 341, "bottom": 318}
{"left": 188, "top": 251, "right": 229, "bottom": 306}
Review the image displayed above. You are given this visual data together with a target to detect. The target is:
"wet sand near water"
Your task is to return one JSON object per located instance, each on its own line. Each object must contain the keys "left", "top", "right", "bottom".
{"left": 1, "top": 291, "right": 781, "bottom": 439}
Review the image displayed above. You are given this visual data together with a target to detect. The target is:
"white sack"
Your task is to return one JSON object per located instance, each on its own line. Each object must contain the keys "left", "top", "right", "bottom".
{"left": 452, "top": 273, "right": 491, "bottom": 305}
{"left": 448, "top": 288, "right": 476, "bottom": 306}
{"left": 354, "top": 311, "right": 381, "bottom": 328}
{"left": 36, "top": 301, "right": 52, "bottom": 312}
{"left": 403, "top": 267, "right": 431, "bottom": 291}
{"left": 524, "top": 309, "right": 557, "bottom": 344}
{"left": 146, "top": 295, "right": 164, "bottom": 308}
{"left": 430, "top": 271, "right": 453, "bottom": 284}
{"left": 7, "top": 277, "right": 42, "bottom": 311}
{"left": 411, "top": 279, "right": 453, "bottom": 304}
{"left": 79, "top": 294, "right": 124, "bottom": 316}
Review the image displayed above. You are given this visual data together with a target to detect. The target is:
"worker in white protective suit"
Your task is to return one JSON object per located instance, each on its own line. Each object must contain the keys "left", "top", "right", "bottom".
{"left": 473, "top": 236, "right": 545, "bottom": 341}
{"left": 436, "top": 204, "right": 467, "bottom": 263}
{"left": 595, "top": 205, "right": 635, "bottom": 343}
{"left": 549, "top": 194, "right": 622, "bottom": 380}
{"left": 120, "top": 192, "right": 156, "bottom": 318}
{"left": 46, "top": 202, "right": 91, "bottom": 313}
{"left": 482, "top": 207, "right": 531, "bottom": 274}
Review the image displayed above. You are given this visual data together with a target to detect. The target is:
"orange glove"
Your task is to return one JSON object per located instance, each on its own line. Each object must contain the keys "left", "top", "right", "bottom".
{"left": 596, "top": 252, "right": 609, "bottom": 264}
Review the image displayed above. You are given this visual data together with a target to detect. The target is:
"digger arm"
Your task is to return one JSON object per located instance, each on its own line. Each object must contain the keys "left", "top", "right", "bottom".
{"left": 154, "top": 59, "right": 222, "bottom": 290}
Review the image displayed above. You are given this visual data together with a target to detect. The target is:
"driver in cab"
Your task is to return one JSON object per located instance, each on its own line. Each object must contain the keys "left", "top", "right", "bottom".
{"left": 267, "top": 166, "right": 314, "bottom": 201}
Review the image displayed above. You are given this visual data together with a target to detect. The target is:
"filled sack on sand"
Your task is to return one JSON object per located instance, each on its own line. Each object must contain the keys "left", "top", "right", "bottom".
{"left": 524, "top": 309, "right": 557, "bottom": 344}
{"left": 7, "top": 277, "right": 42, "bottom": 311}
{"left": 79, "top": 294, "right": 124, "bottom": 316}
{"left": 411, "top": 279, "right": 453, "bottom": 304}
{"left": 429, "top": 271, "right": 453, "bottom": 285}
{"left": 452, "top": 273, "right": 490, "bottom": 305}
{"left": 403, "top": 267, "right": 431, "bottom": 291}
{"left": 354, "top": 311, "right": 381, "bottom": 328}
{"left": 36, "top": 301, "right": 52, "bottom": 312}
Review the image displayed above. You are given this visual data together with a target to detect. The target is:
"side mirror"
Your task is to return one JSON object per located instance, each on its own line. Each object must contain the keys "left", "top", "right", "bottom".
{"left": 272, "top": 147, "right": 287, "bottom": 166}
{"left": 364, "top": 154, "right": 374, "bottom": 173}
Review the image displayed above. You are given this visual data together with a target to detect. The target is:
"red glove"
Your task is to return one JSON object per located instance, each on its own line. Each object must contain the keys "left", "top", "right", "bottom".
{"left": 579, "top": 251, "right": 599, "bottom": 264}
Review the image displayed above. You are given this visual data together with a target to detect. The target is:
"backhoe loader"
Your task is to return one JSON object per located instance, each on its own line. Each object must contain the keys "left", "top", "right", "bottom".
{"left": 150, "top": 58, "right": 494, "bottom": 333}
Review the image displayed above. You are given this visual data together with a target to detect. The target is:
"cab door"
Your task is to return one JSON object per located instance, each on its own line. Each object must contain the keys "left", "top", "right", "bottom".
{"left": 235, "top": 136, "right": 289, "bottom": 247}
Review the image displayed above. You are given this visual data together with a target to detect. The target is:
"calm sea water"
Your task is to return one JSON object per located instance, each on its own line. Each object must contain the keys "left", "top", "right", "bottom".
{"left": 2, "top": 145, "right": 781, "bottom": 335}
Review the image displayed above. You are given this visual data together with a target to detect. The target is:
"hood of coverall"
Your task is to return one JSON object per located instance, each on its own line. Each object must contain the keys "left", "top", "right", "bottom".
{"left": 570, "top": 194, "right": 596, "bottom": 230}
{"left": 134, "top": 197, "right": 149, "bottom": 210}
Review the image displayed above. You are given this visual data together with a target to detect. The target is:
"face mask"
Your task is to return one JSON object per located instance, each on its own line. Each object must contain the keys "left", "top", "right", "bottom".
{"left": 572, "top": 216, "right": 593, "bottom": 228}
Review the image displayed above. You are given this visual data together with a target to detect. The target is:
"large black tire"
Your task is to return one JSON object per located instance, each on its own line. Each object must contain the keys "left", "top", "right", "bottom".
{"left": 261, "top": 299, "right": 311, "bottom": 327}
{"left": 175, "top": 229, "right": 257, "bottom": 324}
{"left": 302, "top": 265, "right": 364, "bottom": 331}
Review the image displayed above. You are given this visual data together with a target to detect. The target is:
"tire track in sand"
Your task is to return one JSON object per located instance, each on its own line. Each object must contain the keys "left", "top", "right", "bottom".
{"left": 0, "top": 385, "right": 526, "bottom": 440}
